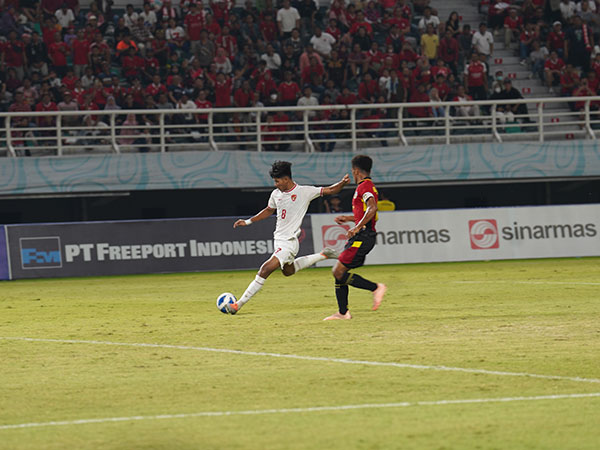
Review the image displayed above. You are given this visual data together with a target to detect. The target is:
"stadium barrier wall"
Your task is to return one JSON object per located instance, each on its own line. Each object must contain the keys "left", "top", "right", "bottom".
{"left": 2, "top": 140, "right": 600, "bottom": 195}
{"left": 312, "top": 204, "right": 600, "bottom": 266}
{"left": 1, "top": 204, "right": 598, "bottom": 280}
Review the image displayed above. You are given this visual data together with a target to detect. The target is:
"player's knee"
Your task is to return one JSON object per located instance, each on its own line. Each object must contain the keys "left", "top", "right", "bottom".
{"left": 332, "top": 266, "right": 344, "bottom": 279}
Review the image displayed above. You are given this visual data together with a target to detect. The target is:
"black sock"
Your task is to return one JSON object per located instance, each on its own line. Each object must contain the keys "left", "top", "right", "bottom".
{"left": 348, "top": 273, "right": 377, "bottom": 292}
{"left": 335, "top": 273, "right": 350, "bottom": 314}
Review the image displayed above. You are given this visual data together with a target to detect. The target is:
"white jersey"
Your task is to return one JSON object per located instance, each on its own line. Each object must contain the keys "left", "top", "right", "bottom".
{"left": 268, "top": 183, "right": 322, "bottom": 240}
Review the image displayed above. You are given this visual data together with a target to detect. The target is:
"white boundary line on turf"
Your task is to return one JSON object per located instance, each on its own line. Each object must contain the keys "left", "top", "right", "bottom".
{"left": 453, "top": 280, "right": 600, "bottom": 286}
{"left": 2, "top": 336, "right": 599, "bottom": 385}
{"left": 1, "top": 392, "right": 599, "bottom": 431}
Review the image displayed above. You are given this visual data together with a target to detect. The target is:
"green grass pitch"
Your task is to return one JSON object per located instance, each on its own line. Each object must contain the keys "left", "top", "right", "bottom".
{"left": 0, "top": 258, "right": 599, "bottom": 449}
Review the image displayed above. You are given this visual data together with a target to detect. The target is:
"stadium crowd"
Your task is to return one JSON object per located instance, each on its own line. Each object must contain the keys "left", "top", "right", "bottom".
{"left": 0, "top": 0, "right": 599, "bottom": 151}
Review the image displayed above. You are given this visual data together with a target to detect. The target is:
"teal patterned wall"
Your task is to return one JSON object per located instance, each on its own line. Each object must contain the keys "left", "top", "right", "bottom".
{"left": 1, "top": 140, "right": 599, "bottom": 195}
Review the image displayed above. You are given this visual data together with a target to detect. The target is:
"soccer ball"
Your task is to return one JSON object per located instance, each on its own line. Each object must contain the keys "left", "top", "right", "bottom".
{"left": 216, "top": 292, "right": 236, "bottom": 314}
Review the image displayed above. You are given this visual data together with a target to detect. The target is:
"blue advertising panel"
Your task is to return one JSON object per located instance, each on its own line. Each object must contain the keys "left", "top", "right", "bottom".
{"left": 5, "top": 217, "right": 314, "bottom": 280}
{"left": 0, "top": 226, "right": 9, "bottom": 280}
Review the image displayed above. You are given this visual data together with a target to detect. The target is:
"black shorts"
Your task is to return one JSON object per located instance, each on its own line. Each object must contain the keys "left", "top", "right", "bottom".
{"left": 338, "top": 230, "right": 376, "bottom": 269}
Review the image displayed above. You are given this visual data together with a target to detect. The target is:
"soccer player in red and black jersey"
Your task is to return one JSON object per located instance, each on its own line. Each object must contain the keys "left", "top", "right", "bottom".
{"left": 324, "top": 155, "right": 387, "bottom": 321}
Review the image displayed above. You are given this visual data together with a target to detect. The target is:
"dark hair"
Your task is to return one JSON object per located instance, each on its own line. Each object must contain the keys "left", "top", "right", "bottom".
{"left": 351, "top": 155, "right": 373, "bottom": 174}
{"left": 269, "top": 161, "right": 292, "bottom": 179}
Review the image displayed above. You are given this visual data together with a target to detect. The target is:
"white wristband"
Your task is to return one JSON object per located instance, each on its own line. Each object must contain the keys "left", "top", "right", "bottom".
{"left": 244, "top": 219, "right": 252, "bottom": 226}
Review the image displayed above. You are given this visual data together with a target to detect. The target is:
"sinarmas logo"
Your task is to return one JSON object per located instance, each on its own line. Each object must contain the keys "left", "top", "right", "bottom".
{"left": 469, "top": 220, "right": 499, "bottom": 249}
{"left": 321, "top": 224, "right": 350, "bottom": 253}
{"left": 19, "top": 237, "right": 62, "bottom": 269}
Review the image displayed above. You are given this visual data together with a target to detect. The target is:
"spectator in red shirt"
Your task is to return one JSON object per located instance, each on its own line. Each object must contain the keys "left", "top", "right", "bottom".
{"left": 358, "top": 72, "right": 379, "bottom": 103}
{"left": 337, "top": 86, "right": 358, "bottom": 104}
{"left": 325, "top": 18, "right": 342, "bottom": 42}
{"left": 150, "top": 29, "right": 170, "bottom": 66}
{"left": 572, "top": 78, "right": 594, "bottom": 111}
{"left": 439, "top": 29, "right": 459, "bottom": 75}
{"left": 233, "top": 80, "right": 252, "bottom": 107}
{"left": 143, "top": 49, "right": 160, "bottom": 82}
{"left": 560, "top": 64, "right": 580, "bottom": 96}
{"left": 210, "top": 0, "right": 233, "bottom": 26}
{"left": 407, "top": 83, "right": 431, "bottom": 118}
{"left": 62, "top": 68, "right": 78, "bottom": 91}
{"left": 453, "top": 85, "right": 480, "bottom": 119}
{"left": 1, "top": 31, "right": 27, "bottom": 80}
{"left": 398, "top": 41, "right": 418, "bottom": 67}
{"left": 216, "top": 25, "right": 237, "bottom": 59}
{"left": 90, "top": 32, "right": 112, "bottom": 64}
{"left": 544, "top": 51, "right": 565, "bottom": 93}
{"left": 194, "top": 90, "right": 212, "bottom": 126}
{"left": 360, "top": 107, "right": 389, "bottom": 146}
{"left": 272, "top": 110, "right": 291, "bottom": 151}
{"left": 48, "top": 32, "right": 69, "bottom": 77}
{"left": 71, "top": 29, "right": 90, "bottom": 78}
{"left": 278, "top": 71, "right": 301, "bottom": 106}
{"left": 547, "top": 21, "right": 565, "bottom": 58}
{"left": 184, "top": 2, "right": 204, "bottom": 54}
{"left": 260, "top": 114, "right": 280, "bottom": 150}
{"left": 519, "top": 23, "right": 537, "bottom": 65}
{"left": 385, "top": 24, "right": 404, "bottom": 53}
{"left": 121, "top": 47, "right": 144, "bottom": 82}
{"left": 211, "top": 72, "right": 233, "bottom": 107}
{"left": 504, "top": 8, "right": 523, "bottom": 50}
{"left": 256, "top": 71, "right": 278, "bottom": 101}
{"left": 347, "top": 43, "right": 369, "bottom": 80}
{"left": 464, "top": 52, "right": 488, "bottom": 100}
{"left": 301, "top": 55, "right": 324, "bottom": 85}
{"left": 35, "top": 92, "right": 58, "bottom": 129}
{"left": 146, "top": 74, "right": 167, "bottom": 99}
{"left": 431, "top": 59, "right": 451, "bottom": 79}
{"left": 432, "top": 73, "right": 450, "bottom": 100}
{"left": 348, "top": 11, "right": 373, "bottom": 35}
{"left": 587, "top": 71, "right": 599, "bottom": 93}
{"left": 204, "top": 13, "right": 222, "bottom": 36}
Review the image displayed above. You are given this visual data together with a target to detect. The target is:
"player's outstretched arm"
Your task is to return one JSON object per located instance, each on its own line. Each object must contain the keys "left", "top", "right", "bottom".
{"left": 334, "top": 215, "right": 355, "bottom": 225}
{"left": 233, "top": 206, "right": 276, "bottom": 228}
{"left": 321, "top": 174, "right": 350, "bottom": 196}
{"left": 347, "top": 196, "right": 377, "bottom": 238}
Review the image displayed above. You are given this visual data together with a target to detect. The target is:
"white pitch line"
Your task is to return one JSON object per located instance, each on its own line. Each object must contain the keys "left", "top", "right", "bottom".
{"left": 1, "top": 392, "right": 599, "bottom": 431}
{"left": 2, "top": 336, "right": 599, "bottom": 385}
{"left": 453, "top": 280, "right": 600, "bottom": 286}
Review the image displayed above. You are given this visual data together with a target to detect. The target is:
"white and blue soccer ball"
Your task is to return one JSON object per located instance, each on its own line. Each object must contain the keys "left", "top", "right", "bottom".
{"left": 216, "top": 292, "right": 236, "bottom": 314}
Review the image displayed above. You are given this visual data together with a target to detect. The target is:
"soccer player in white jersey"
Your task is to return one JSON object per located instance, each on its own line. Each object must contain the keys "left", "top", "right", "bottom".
{"left": 226, "top": 160, "right": 350, "bottom": 314}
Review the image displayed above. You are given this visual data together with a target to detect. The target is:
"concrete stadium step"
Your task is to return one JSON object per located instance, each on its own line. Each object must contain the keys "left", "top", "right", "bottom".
{"left": 433, "top": 0, "right": 550, "bottom": 114}
{"left": 488, "top": 55, "right": 523, "bottom": 65}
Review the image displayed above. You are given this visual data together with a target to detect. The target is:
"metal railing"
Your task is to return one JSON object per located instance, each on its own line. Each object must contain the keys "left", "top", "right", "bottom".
{"left": 1, "top": 96, "right": 599, "bottom": 157}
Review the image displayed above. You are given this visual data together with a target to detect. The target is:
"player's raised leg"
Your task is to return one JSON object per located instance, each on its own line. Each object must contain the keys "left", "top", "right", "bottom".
{"left": 290, "top": 247, "right": 339, "bottom": 274}
{"left": 227, "top": 256, "right": 280, "bottom": 314}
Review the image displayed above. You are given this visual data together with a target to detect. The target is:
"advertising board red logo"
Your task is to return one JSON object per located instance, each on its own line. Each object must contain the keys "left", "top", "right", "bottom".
{"left": 321, "top": 224, "right": 350, "bottom": 252}
{"left": 469, "top": 219, "right": 499, "bottom": 249}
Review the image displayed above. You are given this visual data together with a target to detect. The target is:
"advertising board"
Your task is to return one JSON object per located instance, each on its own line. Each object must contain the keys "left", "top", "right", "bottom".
{"left": 5, "top": 217, "right": 314, "bottom": 279}
{"left": 311, "top": 204, "right": 600, "bottom": 266}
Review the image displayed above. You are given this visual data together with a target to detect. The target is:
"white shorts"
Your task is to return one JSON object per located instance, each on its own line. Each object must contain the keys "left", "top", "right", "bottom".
{"left": 272, "top": 238, "right": 299, "bottom": 269}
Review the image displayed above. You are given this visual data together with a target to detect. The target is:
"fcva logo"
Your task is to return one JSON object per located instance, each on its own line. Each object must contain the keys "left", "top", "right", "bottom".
{"left": 321, "top": 224, "right": 350, "bottom": 253}
{"left": 468, "top": 220, "right": 499, "bottom": 249}
{"left": 19, "top": 237, "right": 62, "bottom": 269}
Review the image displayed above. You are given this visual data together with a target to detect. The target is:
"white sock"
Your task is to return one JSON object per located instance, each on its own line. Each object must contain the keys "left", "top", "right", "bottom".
{"left": 293, "top": 253, "right": 327, "bottom": 273}
{"left": 237, "top": 275, "right": 266, "bottom": 308}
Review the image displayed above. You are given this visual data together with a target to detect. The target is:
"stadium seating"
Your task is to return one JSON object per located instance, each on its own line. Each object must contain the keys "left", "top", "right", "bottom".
{"left": 1, "top": 0, "right": 599, "bottom": 155}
